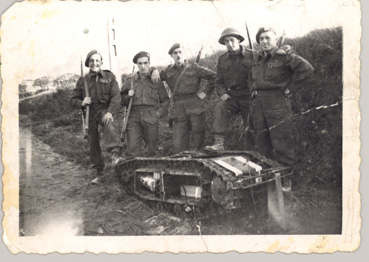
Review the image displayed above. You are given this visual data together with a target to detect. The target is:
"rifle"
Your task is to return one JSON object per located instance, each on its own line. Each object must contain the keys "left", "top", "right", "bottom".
{"left": 80, "top": 111, "right": 86, "bottom": 138}
{"left": 167, "top": 46, "right": 203, "bottom": 127}
{"left": 81, "top": 59, "right": 90, "bottom": 139}
{"left": 195, "top": 45, "right": 204, "bottom": 64}
{"left": 244, "top": 22, "right": 255, "bottom": 137}
{"left": 121, "top": 65, "right": 135, "bottom": 142}
{"left": 277, "top": 30, "right": 286, "bottom": 48}
{"left": 245, "top": 21, "right": 253, "bottom": 51}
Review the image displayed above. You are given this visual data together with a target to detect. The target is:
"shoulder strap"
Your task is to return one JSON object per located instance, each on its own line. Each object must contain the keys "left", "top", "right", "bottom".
{"left": 171, "top": 64, "right": 190, "bottom": 101}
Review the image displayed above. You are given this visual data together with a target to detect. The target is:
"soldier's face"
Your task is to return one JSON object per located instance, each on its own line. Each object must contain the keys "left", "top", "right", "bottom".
{"left": 89, "top": 54, "right": 103, "bottom": 73}
{"left": 137, "top": 57, "right": 150, "bottom": 74}
{"left": 259, "top": 31, "right": 278, "bottom": 52}
{"left": 171, "top": 48, "right": 185, "bottom": 65}
{"left": 224, "top": 36, "right": 240, "bottom": 52}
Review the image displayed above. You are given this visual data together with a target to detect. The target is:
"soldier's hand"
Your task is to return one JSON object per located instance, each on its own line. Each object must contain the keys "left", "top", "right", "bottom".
{"left": 102, "top": 112, "right": 113, "bottom": 124}
{"left": 197, "top": 92, "right": 207, "bottom": 100}
{"left": 128, "top": 90, "right": 135, "bottom": 97}
{"left": 276, "top": 45, "right": 293, "bottom": 55}
{"left": 151, "top": 69, "right": 161, "bottom": 83}
{"left": 284, "top": 88, "right": 292, "bottom": 98}
{"left": 220, "top": 94, "right": 230, "bottom": 101}
{"left": 82, "top": 97, "right": 91, "bottom": 107}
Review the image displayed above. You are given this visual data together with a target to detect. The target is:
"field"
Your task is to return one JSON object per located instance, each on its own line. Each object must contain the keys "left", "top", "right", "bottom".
{"left": 19, "top": 27, "right": 342, "bottom": 235}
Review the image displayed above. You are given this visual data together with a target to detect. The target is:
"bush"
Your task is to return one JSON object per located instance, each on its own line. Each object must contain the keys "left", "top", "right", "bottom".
{"left": 20, "top": 28, "right": 342, "bottom": 190}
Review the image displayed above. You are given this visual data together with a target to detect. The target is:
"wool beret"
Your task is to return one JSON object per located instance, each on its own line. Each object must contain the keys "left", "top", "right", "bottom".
{"left": 168, "top": 43, "right": 184, "bottom": 55}
{"left": 255, "top": 27, "right": 277, "bottom": 44}
{"left": 84, "top": 50, "right": 103, "bottom": 67}
{"left": 133, "top": 51, "right": 150, "bottom": 64}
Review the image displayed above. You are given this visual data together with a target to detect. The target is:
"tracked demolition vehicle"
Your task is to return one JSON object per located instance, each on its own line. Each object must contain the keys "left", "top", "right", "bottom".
{"left": 115, "top": 150, "right": 292, "bottom": 224}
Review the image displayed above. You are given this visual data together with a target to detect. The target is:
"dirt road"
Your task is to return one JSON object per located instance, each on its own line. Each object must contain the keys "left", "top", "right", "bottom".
{"left": 19, "top": 127, "right": 342, "bottom": 236}
{"left": 19, "top": 128, "right": 194, "bottom": 236}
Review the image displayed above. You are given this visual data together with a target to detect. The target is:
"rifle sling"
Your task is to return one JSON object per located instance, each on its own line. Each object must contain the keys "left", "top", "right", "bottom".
{"left": 170, "top": 64, "right": 190, "bottom": 105}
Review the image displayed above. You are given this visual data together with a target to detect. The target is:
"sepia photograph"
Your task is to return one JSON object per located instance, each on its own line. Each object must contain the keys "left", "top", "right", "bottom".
{"left": 0, "top": 0, "right": 361, "bottom": 254}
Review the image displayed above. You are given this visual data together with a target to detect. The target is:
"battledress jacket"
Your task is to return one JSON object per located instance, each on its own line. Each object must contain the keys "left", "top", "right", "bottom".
{"left": 120, "top": 72, "right": 170, "bottom": 117}
{"left": 216, "top": 45, "right": 254, "bottom": 98}
{"left": 70, "top": 70, "right": 121, "bottom": 115}
{"left": 159, "top": 62, "right": 216, "bottom": 97}
{"left": 250, "top": 47, "right": 314, "bottom": 92}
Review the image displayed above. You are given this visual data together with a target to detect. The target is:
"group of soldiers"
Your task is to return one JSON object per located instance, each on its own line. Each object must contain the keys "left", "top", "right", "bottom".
{"left": 71, "top": 26, "right": 314, "bottom": 185}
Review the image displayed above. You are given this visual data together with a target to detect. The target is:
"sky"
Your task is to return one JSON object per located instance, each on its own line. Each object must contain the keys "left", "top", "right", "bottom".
{"left": 0, "top": 0, "right": 355, "bottom": 85}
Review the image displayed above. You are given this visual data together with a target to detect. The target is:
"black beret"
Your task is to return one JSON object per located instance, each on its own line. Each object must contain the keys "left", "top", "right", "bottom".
{"left": 255, "top": 27, "right": 277, "bottom": 44}
{"left": 168, "top": 43, "right": 184, "bottom": 55}
{"left": 133, "top": 51, "right": 150, "bottom": 64}
{"left": 84, "top": 50, "right": 103, "bottom": 67}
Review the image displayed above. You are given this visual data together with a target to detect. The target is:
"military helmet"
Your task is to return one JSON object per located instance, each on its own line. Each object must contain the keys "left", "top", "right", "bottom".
{"left": 218, "top": 27, "right": 244, "bottom": 45}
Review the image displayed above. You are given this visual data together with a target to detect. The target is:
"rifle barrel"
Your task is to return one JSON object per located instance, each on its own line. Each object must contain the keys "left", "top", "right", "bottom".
{"left": 245, "top": 22, "right": 253, "bottom": 50}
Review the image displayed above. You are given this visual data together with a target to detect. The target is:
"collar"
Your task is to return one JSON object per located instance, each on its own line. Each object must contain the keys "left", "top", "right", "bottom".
{"left": 257, "top": 46, "right": 279, "bottom": 59}
{"left": 174, "top": 61, "right": 188, "bottom": 69}
{"left": 87, "top": 70, "right": 106, "bottom": 80}
{"left": 169, "top": 61, "right": 189, "bottom": 71}
{"left": 226, "top": 45, "right": 248, "bottom": 58}
{"left": 133, "top": 71, "right": 151, "bottom": 81}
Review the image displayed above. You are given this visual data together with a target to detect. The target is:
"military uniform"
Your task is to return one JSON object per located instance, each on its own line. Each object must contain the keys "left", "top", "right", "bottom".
{"left": 250, "top": 46, "right": 314, "bottom": 165}
{"left": 121, "top": 71, "right": 169, "bottom": 158}
{"left": 160, "top": 62, "right": 215, "bottom": 154}
{"left": 211, "top": 45, "right": 254, "bottom": 148}
{"left": 71, "top": 69, "right": 122, "bottom": 171}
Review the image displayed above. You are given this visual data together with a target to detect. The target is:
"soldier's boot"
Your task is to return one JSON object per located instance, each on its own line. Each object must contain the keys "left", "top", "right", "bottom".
{"left": 91, "top": 169, "right": 109, "bottom": 185}
{"left": 205, "top": 135, "right": 225, "bottom": 151}
{"left": 111, "top": 151, "right": 125, "bottom": 167}
{"left": 281, "top": 176, "right": 292, "bottom": 193}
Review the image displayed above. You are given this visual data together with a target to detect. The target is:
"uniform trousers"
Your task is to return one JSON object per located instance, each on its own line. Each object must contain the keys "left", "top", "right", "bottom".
{"left": 88, "top": 106, "right": 122, "bottom": 171}
{"left": 252, "top": 89, "right": 296, "bottom": 165}
{"left": 211, "top": 95, "right": 254, "bottom": 150}
{"left": 126, "top": 106, "right": 159, "bottom": 158}
{"left": 172, "top": 95, "right": 205, "bottom": 154}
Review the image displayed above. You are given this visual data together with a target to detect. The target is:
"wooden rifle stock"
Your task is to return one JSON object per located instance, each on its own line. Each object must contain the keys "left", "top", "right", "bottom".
{"left": 81, "top": 59, "right": 90, "bottom": 139}
{"left": 121, "top": 65, "right": 135, "bottom": 142}
{"left": 195, "top": 45, "right": 204, "bottom": 64}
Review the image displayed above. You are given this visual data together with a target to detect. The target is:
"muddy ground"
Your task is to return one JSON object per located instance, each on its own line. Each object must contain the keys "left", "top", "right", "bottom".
{"left": 19, "top": 125, "right": 342, "bottom": 236}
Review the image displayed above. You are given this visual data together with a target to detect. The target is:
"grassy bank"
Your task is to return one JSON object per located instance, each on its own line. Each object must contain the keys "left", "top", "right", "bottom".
{"left": 19, "top": 27, "right": 342, "bottom": 194}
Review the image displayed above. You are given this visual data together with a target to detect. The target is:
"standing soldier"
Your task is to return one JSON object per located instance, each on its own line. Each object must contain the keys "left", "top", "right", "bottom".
{"left": 205, "top": 27, "right": 254, "bottom": 151}
{"left": 71, "top": 50, "right": 125, "bottom": 185}
{"left": 251, "top": 27, "right": 314, "bottom": 166}
{"left": 159, "top": 43, "right": 216, "bottom": 154}
{"left": 120, "top": 51, "right": 169, "bottom": 158}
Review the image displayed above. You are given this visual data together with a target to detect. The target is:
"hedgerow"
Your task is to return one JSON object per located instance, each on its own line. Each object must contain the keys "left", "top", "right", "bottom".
{"left": 19, "top": 27, "right": 342, "bottom": 192}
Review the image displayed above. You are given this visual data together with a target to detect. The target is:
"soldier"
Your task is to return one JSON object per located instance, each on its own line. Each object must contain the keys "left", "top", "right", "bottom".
{"left": 205, "top": 27, "right": 254, "bottom": 151}
{"left": 250, "top": 27, "right": 314, "bottom": 166}
{"left": 120, "top": 51, "right": 169, "bottom": 158}
{"left": 71, "top": 50, "right": 124, "bottom": 185}
{"left": 158, "top": 43, "right": 216, "bottom": 154}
